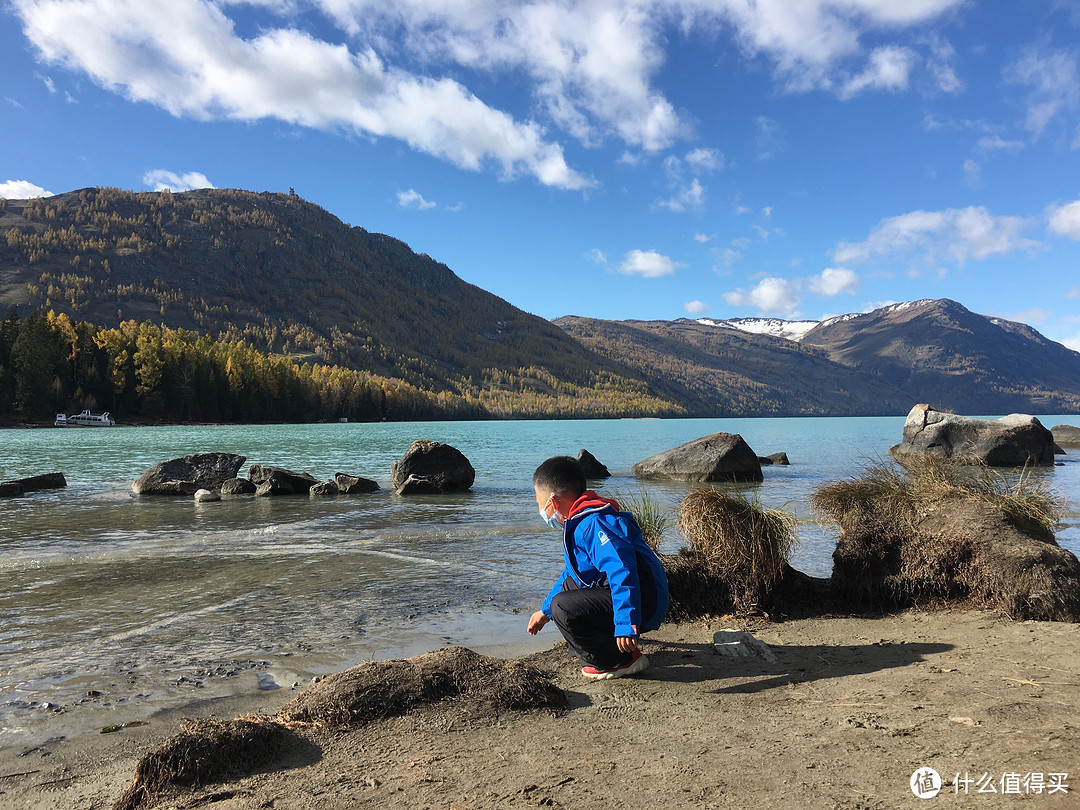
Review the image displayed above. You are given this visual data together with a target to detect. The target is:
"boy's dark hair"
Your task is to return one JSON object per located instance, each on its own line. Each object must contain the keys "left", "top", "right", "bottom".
{"left": 533, "top": 456, "right": 586, "bottom": 497}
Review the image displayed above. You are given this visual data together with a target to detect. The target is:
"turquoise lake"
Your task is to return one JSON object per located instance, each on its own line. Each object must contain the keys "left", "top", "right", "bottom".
{"left": 2, "top": 415, "right": 1078, "bottom": 746}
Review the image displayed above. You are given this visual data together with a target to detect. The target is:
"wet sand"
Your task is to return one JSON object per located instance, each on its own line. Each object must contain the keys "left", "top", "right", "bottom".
{"left": 2, "top": 610, "right": 1078, "bottom": 810}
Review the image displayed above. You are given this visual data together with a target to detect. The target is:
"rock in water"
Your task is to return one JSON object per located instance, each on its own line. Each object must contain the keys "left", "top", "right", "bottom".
{"left": 220, "top": 477, "right": 257, "bottom": 495}
{"left": 391, "top": 441, "right": 475, "bottom": 494}
{"left": 309, "top": 480, "right": 340, "bottom": 497}
{"left": 248, "top": 464, "right": 319, "bottom": 495}
{"left": 335, "top": 473, "right": 380, "bottom": 494}
{"left": 0, "top": 481, "right": 25, "bottom": 498}
{"left": 889, "top": 404, "right": 1056, "bottom": 467}
{"left": 758, "top": 452, "right": 790, "bottom": 466}
{"left": 632, "top": 432, "right": 763, "bottom": 482}
{"left": 194, "top": 488, "right": 220, "bottom": 502}
{"left": 1051, "top": 424, "right": 1080, "bottom": 450}
{"left": 576, "top": 449, "right": 610, "bottom": 479}
{"left": 132, "top": 453, "right": 246, "bottom": 495}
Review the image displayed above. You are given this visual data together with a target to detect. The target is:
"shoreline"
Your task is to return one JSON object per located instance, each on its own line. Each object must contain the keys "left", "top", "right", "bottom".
{"left": 0, "top": 607, "right": 552, "bottom": 754}
{"left": 3, "top": 609, "right": 1078, "bottom": 809}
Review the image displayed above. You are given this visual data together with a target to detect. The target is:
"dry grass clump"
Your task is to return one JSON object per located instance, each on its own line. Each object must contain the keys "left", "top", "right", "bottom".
{"left": 113, "top": 647, "right": 565, "bottom": 810}
{"left": 112, "top": 716, "right": 290, "bottom": 810}
{"left": 278, "top": 646, "right": 565, "bottom": 728}
{"left": 812, "top": 455, "right": 1062, "bottom": 540}
{"left": 812, "top": 456, "right": 1079, "bottom": 621}
{"left": 670, "top": 488, "right": 798, "bottom": 616}
{"left": 615, "top": 488, "right": 669, "bottom": 552}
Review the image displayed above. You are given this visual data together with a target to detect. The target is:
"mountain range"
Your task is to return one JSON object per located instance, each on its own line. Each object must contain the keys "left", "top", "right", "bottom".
{"left": 1, "top": 187, "right": 1077, "bottom": 418}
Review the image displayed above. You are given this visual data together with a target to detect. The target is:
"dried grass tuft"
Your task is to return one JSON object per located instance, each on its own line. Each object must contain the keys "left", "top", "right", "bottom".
{"left": 277, "top": 646, "right": 565, "bottom": 729}
{"left": 673, "top": 488, "right": 798, "bottom": 615}
{"left": 112, "top": 716, "right": 289, "bottom": 810}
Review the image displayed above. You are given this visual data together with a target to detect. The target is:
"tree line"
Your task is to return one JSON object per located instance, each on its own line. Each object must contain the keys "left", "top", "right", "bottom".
{"left": 0, "top": 310, "right": 680, "bottom": 424}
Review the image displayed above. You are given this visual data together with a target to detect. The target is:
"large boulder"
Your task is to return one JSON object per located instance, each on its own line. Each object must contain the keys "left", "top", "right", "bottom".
{"left": 248, "top": 464, "right": 319, "bottom": 496}
{"left": 632, "top": 433, "right": 763, "bottom": 483}
{"left": 132, "top": 453, "right": 246, "bottom": 495}
{"left": 1051, "top": 424, "right": 1080, "bottom": 450}
{"left": 889, "top": 404, "right": 1056, "bottom": 467}
{"left": 390, "top": 441, "right": 475, "bottom": 494}
{"left": 576, "top": 449, "right": 610, "bottom": 479}
{"left": 335, "top": 473, "right": 380, "bottom": 494}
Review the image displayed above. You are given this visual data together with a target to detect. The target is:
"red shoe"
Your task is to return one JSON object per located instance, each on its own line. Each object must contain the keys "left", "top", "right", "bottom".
{"left": 581, "top": 649, "right": 649, "bottom": 680}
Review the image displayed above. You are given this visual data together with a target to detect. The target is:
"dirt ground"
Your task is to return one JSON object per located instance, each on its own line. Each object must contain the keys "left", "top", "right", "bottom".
{"left": 3, "top": 610, "right": 1078, "bottom": 810}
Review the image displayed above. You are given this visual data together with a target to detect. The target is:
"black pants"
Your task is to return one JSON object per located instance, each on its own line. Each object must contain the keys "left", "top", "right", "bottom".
{"left": 548, "top": 558, "right": 659, "bottom": 671}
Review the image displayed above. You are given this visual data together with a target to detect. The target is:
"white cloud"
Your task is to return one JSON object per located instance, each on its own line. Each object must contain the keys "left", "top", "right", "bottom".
{"left": 39, "top": 74, "right": 56, "bottom": 93}
{"left": 586, "top": 248, "right": 608, "bottom": 265}
{"left": 11, "top": 0, "right": 967, "bottom": 190}
{"left": 1067, "top": 287, "right": 1080, "bottom": 299}
{"left": 684, "top": 299, "right": 709, "bottom": 315}
{"left": 685, "top": 147, "right": 724, "bottom": 172}
{"left": 999, "top": 307, "right": 1051, "bottom": 326}
{"left": 0, "top": 179, "right": 53, "bottom": 198}
{"left": 14, "top": 0, "right": 592, "bottom": 190}
{"left": 926, "top": 34, "right": 962, "bottom": 94}
{"left": 976, "top": 135, "right": 1025, "bottom": 153}
{"left": 963, "top": 158, "right": 981, "bottom": 187}
{"left": 1064, "top": 333, "right": 1080, "bottom": 352}
{"left": 839, "top": 45, "right": 916, "bottom": 100}
{"left": 688, "top": 0, "right": 963, "bottom": 94}
{"left": 833, "top": 206, "right": 1043, "bottom": 267}
{"left": 143, "top": 170, "right": 214, "bottom": 192}
{"left": 693, "top": 232, "right": 713, "bottom": 243}
{"left": 809, "top": 267, "right": 859, "bottom": 297}
{"left": 1048, "top": 200, "right": 1080, "bottom": 239}
{"left": 723, "top": 277, "right": 800, "bottom": 315}
{"left": 397, "top": 188, "right": 436, "bottom": 209}
{"left": 754, "top": 115, "right": 784, "bottom": 160}
{"left": 1004, "top": 41, "right": 1080, "bottom": 136}
{"left": 655, "top": 177, "right": 705, "bottom": 212}
{"left": 618, "top": 248, "right": 684, "bottom": 277}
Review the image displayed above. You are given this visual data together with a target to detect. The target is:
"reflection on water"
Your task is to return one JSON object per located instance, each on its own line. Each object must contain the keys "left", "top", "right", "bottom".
{"left": 2, "top": 416, "right": 1078, "bottom": 745}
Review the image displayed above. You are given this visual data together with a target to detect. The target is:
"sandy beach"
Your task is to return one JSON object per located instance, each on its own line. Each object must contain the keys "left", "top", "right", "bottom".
{"left": 2, "top": 608, "right": 1078, "bottom": 810}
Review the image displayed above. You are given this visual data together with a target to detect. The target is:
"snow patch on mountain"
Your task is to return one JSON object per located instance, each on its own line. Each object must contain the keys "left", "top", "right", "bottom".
{"left": 697, "top": 317, "right": 820, "bottom": 342}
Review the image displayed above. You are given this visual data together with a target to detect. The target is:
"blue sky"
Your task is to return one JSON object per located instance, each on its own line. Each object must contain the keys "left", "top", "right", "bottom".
{"left": 2, "top": 1, "right": 1080, "bottom": 350}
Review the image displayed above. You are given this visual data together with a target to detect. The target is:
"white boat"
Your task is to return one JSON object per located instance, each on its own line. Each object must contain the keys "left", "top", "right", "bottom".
{"left": 55, "top": 410, "right": 116, "bottom": 427}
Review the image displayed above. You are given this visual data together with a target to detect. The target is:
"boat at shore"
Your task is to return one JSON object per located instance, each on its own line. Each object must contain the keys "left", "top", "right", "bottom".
{"left": 54, "top": 409, "right": 116, "bottom": 427}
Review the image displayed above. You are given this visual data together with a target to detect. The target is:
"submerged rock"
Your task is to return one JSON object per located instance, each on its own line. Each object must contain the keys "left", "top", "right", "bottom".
{"left": 632, "top": 432, "right": 763, "bottom": 483}
{"left": 220, "top": 477, "right": 257, "bottom": 495}
{"left": 309, "top": 480, "right": 340, "bottom": 497}
{"left": 391, "top": 440, "right": 475, "bottom": 494}
{"left": 132, "top": 453, "right": 246, "bottom": 496}
{"left": 335, "top": 473, "right": 380, "bottom": 494}
{"left": 758, "top": 452, "right": 790, "bottom": 466}
{"left": 889, "top": 404, "right": 1056, "bottom": 467}
{"left": 248, "top": 464, "right": 319, "bottom": 496}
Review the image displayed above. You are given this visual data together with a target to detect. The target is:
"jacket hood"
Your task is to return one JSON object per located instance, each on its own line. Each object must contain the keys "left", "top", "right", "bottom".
{"left": 566, "top": 490, "right": 620, "bottom": 520}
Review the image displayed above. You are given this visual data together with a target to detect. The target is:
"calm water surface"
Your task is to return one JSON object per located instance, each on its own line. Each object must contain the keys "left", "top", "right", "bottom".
{"left": 2, "top": 416, "right": 1078, "bottom": 745}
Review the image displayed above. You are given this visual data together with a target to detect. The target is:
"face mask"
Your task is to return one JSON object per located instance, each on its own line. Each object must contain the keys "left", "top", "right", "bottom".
{"left": 540, "top": 495, "right": 564, "bottom": 530}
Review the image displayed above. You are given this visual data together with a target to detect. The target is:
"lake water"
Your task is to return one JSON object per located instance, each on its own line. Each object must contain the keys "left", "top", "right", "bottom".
{"left": 2, "top": 415, "right": 1079, "bottom": 746}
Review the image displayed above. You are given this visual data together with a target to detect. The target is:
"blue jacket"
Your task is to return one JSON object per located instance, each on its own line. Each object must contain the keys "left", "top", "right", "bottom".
{"left": 541, "top": 492, "right": 669, "bottom": 638}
